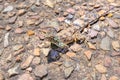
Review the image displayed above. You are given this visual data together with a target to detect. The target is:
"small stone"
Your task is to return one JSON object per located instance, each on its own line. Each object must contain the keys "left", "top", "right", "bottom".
{"left": 67, "top": 14, "right": 74, "bottom": 20}
{"left": 92, "top": 23, "right": 101, "bottom": 31}
{"left": 109, "top": 76, "right": 118, "bottom": 80}
{"left": 8, "top": 16, "right": 17, "bottom": 24}
{"left": 73, "top": 19, "right": 84, "bottom": 27}
{"left": 33, "top": 48, "right": 40, "bottom": 56}
{"left": 26, "top": 20, "right": 35, "bottom": 25}
{"left": 101, "top": 74, "right": 107, "bottom": 80}
{"left": 17, "top": 9, "right": 26, "bottom": 16}
{"left": 6, "top": 54, "right": 12, "bottom": 62}
{"left": 87, "top": 42, "right": 96, "bottom": 50}
{"left": 32, "top": 57, "right": 41, "bottom": 65}
{"left": 111, "top": 52, "right": 120, "bottom": 57}
{"left": 3, "top": 5, "right": 14, "bottom": 13}
{"left": 84, "top": 50, "right": 92, "bottom": 60}
{"left": 18, "top": 21, "right": 23, "bottom": 27}
{"left": 5, "top": 25, "right": 11, "bottom": 31}
{"left": 34, "top": 64, "right": 48, "bottom": 78}
{"left": 88, "top": 29, "right": 98, "bottom": 38}
{"left": 42, "top": 48, "right": 50, "bottom": 56}
{"left": 107, "top": 0, "right": 115, "bottom": 3}
{"left": 14, "top": 28, "right": 23, "bottom": 34}
{"left": 106, "top": 18, "right": 119, "bottom": 29}
{"left": 13, "top": 44, "right": 23, "bottom": 51}
{"left": 64, "top": 66, "right": 74, "bottom": 78}
{"left": 107, "top": 28, "right": 115, "bottom": 38}
{"left": 64, "top": 19, "right": 71, "bottom": 24}
{"left": 27, "top": 30, "right": 35, "bottom": 36}
{"left": 21, "top": 55, "right": 34, "bottom": 69}
{"left": 98, "top": 10, "right": 106, "bottom": 16}
{"left": 100, "top": 36, "right": 111, "bottom": 50}
{"left": 112, "top": 41, "right": 120, "bottom": 51}
{"left": 17, "top": 73, "right": 34, "bottom": 80}
{"left": 0, "top": 25, "right": 4, "bottom": 29}
{"left": 66, "top": 8, "right": 75, "bottom": 14}
{"left": 57, "top": 17, "right": 65, "bottom": 22}
{"left": 104, "top": 56, "right": 112, "bottom": 67}
{"left": 43, "top": 0, "right": 55, "bottom": 8}
{"left": 66, "top": 51, "right": 76, "bottom": 58}
{"left": 8, "top": 65, "right": 19, "bottom": 77}
{"left": 4, "top": 33, "right": 9, "bottom": 48}
{"left": 107, "top": 13, "right": 113, "bottom": 18}
{"left": 0, "top": 71, "right": 4, "bottom": 80}
{"left": 70, "top": 43, "right": 81, "bottom": 52}
{"left": 95, "top": 64, "right": 107, "bottom": 73}
{"left": 100, "top": 16, "right": 105, "bottom": 21}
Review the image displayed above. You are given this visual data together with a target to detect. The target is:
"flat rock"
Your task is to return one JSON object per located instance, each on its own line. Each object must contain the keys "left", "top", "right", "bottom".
{"left": 3, "top": 5, "right": 14, "bottom": 13}
{"left": 42, "top": 48, "right": 50, "bottom": 56}
{"left": 0, "top": 5, "right": 3, "bottom": 12}
{"left": 101, "top": 74, "right": 107, "bottom": 80}
{"left": 92, "top": 23, "right": 101, "bottom": 31}
{"left": 70, "top": 43, "right": 81, "bottom": 52}
{"left": 17, "top": 73, "right": 34, "bottom": 80}
{"left": 4, "top": 33, "right": 10, "bottom": 48}
{"left": 100, "top": 36, "right": 111, "bottom": 50}
{"left": 43, "top": 0, "right": 55, "bottom": 8}
{"left": 73, "top": 19, "right": 84, "bottom": 27}
{"left": 109, "top": 76, "right": 118, "bottom": 80}
{"left": 8, "top": 65, "right": 19, "bottom": 77}
{"left": 14, "top": 28, "right": 23, "bottom": 34}
{"left": 13, "top": 44, "right": 23, "bottom": 51}
{"left": 88, "top": 29, "right": 98, "bottom": 38}
{"left": 8, "top": 16, "right": 17, "bottom": 24}
{"left": 21, "top": 55, "right": 34, "bottom": 69}
{"left": 34, "top": 64, "right": 48, "bottom": 78}
{"left": 64, "top": 66, "right": 74, "bottom": 78}
{"left": 32, "top": 57, "right": 41, "bottom": 65}
{"left": 95, "top": 64, "right": 107, "bottom": 73}
{"left": 84, "top": 50, "right": 92, "bottom": 60}
{"left": 66, "top": 51, "right": 76, "bottom": 58}
{"left": 87, "top": 42, "right": 96, "bottom": 50}
{"left": 33, "top": 48, "right": 40, "bottom": 56}
{"left": 112, "top": 41, "right": 120, "bottom": 51}
{"left": 104, "top": 56, "right": 112, "bottom": 67}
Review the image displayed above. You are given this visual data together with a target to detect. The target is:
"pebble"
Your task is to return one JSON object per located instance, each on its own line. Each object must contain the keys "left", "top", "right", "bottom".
{"left": 66, "top": 8, "right": 75, "bottom": 14}
{"left": 0, "top": 71, "right": 4, "bottom": 80}
{"left": 47, "top": 49, "right": 60, "bottom": 63}
{"left": 8, "top": 16, "right": 17, "bottom": 24}
{"left": 107, "top": 28, "right": 115, "bottom": 38}
{"left": 64, "top": 19, "right": 71, "bottom": 24}
{"left": 112, "top": 41, "right": 120, "bottom": 51}
{"left": 4, "top": 33, "right": 9, "bottom": 48}
{"left": 57, "top": 17, "right": 65, "bottom": 22}
{"left": 92, "top": 23, "right": 101, "bottom": 31}
{"left": 106, "top": 18, "right": 119, "bottom": 29}
{"left": 3, "top": 5, "right": 14, "bottom": 13}
{"left": 107, "top": 0, "right": 115, "bottom": 3}
{"left": 100, "top": 36, "right": 111, "bottom": 50}
{"left": 66, "top": 51, "right": 76, "bottom": 58}
{"left": 26, "top": 19, "right": 35, "bottom": 25}
{"left": 17, "top": 73, "right": 34, "bottom": 80}
{"left": 73, "top": 19, "right": 84, "bottom": 27}
{"left": 109, "top": 76, "right": 118, "bottom": 80}
{"left": 43, "top": 0, "right": 55, "bottom": 8}
{"left": 111, "top": 52, "right": 120, "bottom": 57}
{"left": 21, "top": 55, "right": 34, "bottom": 69}
{"left": 95, "top": 64, "right": 107, "bottom": 73}
{"left": 27, "top": 30, "right": 35, "bottom": 36}
{"left": 104, "top": 56, "right": 112, "bottom": 67}
{"left": 17, "top": 9, "right": 26, "bottom": 16}
{"left": 33, "top": 48, "right": 40, "bottom": 56}
{"left": 84, "top": 50, "right": 92, "bottom": 60}
{"left": 34, "top": 64, "right": 48, "bottom": 78}
{"left": 67, "top": 14, "right": 74, "bottom": 20}
{"left": 8, "top": 65, "right": 19, "bottom": 77}
{"left": 5, "top": 25, "right": 11, "bottom": 31}
{"left": 18, "top": 21, "right": 23, "bottom": 27}
{"left": 88, "top": 29, "right": 98, "bottom": 38}
{"left": 32, "top": 57, "right": 41, "bottom": 65}
{"left": 101, "top": 74, "right": 107, "bottom": 80}
{"left": 13, "top": 44, "right": 23, "bottom": 51}
{"left": 87, "top": 42, "right": 96, "bottom": 50}
{"left": 70, "top": 43, "right": 81, "bottom": 52}
{"left": 42, "top": 48, "right": 50, "bottom": 56}
{"left": 64, "top": 66, "right": 74, "bottom": 78}
{"left": 14, "top": 28, "right": 23, "bottom": 34}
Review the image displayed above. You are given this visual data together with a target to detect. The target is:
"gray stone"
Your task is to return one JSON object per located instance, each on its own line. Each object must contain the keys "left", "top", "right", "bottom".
{"left": 100, "top": 36, "right": 111, "bottom": 50}
{"left": 34, "top": 64, "right": 48, "bottom": 78}
{"left": 0, "top": 5, "right": 3, "bottom": 12}
{"left": 92, "top": 23, "right": 100, "bottom": 31}
{"left": 67, "top": 14, "right": 74, "bottom": 20}
{"left": 3, "top": 5, "right": 14, "bottom": 13}
{"left": 107, "top": 28, "right": 115, "bottom": 38}
{"left": 64, "top": 66, "right": 74, "bottom": 78}
{"left": 8, "top": 65, "right": 19, "bottom": 77}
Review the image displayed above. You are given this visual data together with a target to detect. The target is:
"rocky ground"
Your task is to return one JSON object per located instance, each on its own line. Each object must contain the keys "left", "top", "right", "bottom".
{"left": 0, "top": 0, "right": 120, "bottom": 80}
